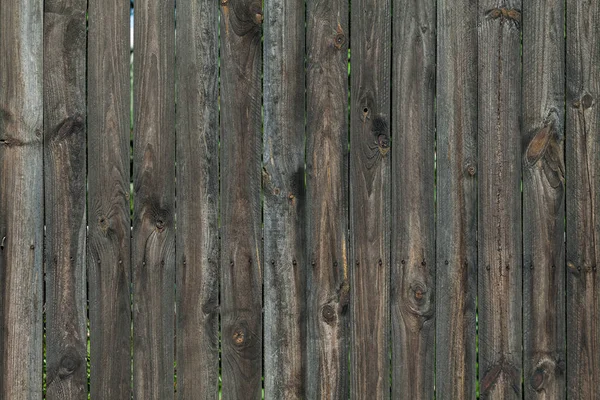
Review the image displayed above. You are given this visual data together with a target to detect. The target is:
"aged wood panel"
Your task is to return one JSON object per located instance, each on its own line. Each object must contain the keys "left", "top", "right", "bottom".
{"left": 44, "top": 0, "right": 88, "bottom": 398}
{"left": 349, "top": 0, "right": 390, "bottom": 396}
{"left": 391, "top": 1, "right": 436, "bottom": 398}
{"left": 522, "top": 0, "right": 566, "bottom": 398}
{"left": 0, "top": 0, "right": 44, "bottom": 398}
{"left": 435, "top": 0, "right": 478, "bottom": 397}
{"left": 566, "top": 0, "right": 600, "bottom": 397}
{"left": 219, "top": 0, "right": 263, "bottom": 397}
{"left": 305, "top": 0, "right": 349, "bottom": 397}
{"left": 477, "top": 1, "right": 522, "bottom": 398}
{"left": 263, "top": 0, "right": 306, "bottom": 396}
{"left": 87, "top": 0, "right": 132, "bottom": 397}
{"left": 132, "top": 0, "right": 176, "bottom": 398}
{"left": 175, "top": 0, "right": 219, "bottom": 398}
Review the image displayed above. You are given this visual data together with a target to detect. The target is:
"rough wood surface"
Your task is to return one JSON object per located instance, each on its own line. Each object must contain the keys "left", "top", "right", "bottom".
{"left": 87, "top": 0, "right": 132, "bottom": 397}
{"left": 566, "top": 0, "right": 600, "bottom": 397}
{"left": 132, "top": 0, "right": 176, "bottom": 397}
{"left": 305, "top": 0, "right": 349, "bottom": 397}
{"left": 0, "top": 0, "right": 44, "bottom": 398}
{"left": 263, "top": 0, "right": 306, "bottom": 396}
{"left": 349, "top": 0, "right": 391, "bottom": 395}
{"left": 175, "top": 0, "right": 219, "bottom": 398}
{"left": 522, "top": 0, "right": 566, "bottom": 398}
{"left": 44, "top": 0, "right": 88, "bottom": 398}
{"left": 391, "top": 1, "right": 436, "bottom": 398}
{"left": 477, "top": 1, "right": 523, "bottom": 398}
{"left": 435, "top": 0, "right": 478, "bottom": 397}
{"left": 219, "top": 0, "right": 263, "bottom": 397}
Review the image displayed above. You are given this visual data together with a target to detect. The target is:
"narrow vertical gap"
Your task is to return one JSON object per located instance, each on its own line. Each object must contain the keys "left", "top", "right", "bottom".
{"left": 432, "top": 1, "right": 438, "bottom": 397}
{"left": 173, "top": 0, "right": 178, "bottom": 396}
{"left": 388, "top": 0, "right": 393, "bottom": 396}
{"left": 562, "top": 0, "right": 568, "bottom": 396}
{"left": 217, "top": 3, "right": 223, "bottom": 398}
{"left": 260, "top": 0, "right": 265, "bottom": 397}
{"left": 85, "top": 1, "right": 91, "bottom": 398}
{"left": 129, "top": 1, "right": 135, "bottom": 398}
{"left": 346, "top": 0, "right": 352, "bottom": 396}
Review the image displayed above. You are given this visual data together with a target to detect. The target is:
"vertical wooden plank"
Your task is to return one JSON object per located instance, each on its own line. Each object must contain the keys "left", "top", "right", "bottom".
{"left": 305, "top": 0, "right": 349, "bottom": 397}
{"left": 391, "top": 0, "right": 436, "bottom": 398}
{"left": 87, "top": 0, "right": 132, "bottom": 397}
{"left": 219, "top": 0, "right": 263, "bottom": 397}
{"left": 132, "top": 0, "right": 175, "bottom": 397}
{"left": 566, "top": 0, "right": 600, "bottom": 397}
{"left": 522, "top": 0, "right": 566, "bottom": 398}
{"left": 435, "top": 0, "right": 477, "bottom": 397}
{"left": 349, "top": 0, "right": 390, "bottom": 395}
{"left": 263, "top": 0, "right": 305, "bottom": 396}
{"left": 477, "top": 1, "right": 522, "bottom": 398}
{"left": 43, "top": 0, "right": 87, "bottom": 397}
{"left": 175, "top": 0, "right": 219, "bottom": 398}
{"left": 0, "top": 0, "right": 44, "bottom": 398}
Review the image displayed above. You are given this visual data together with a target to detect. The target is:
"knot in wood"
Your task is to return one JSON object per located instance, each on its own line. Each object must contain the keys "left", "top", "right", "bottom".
{"left": 321, "top": 304, "right": 336, "bottom": 325}
{"left": 58, "top": 350, "right": 82, "bottom": 379}
{"left": 530, "top": 368, "right": 545, "bottom": 391}
{"left": 232, "top": 327, "right": 246, "bottom": 347}
{"left": 333, "top": 33, "right": 345, "bottom": 49}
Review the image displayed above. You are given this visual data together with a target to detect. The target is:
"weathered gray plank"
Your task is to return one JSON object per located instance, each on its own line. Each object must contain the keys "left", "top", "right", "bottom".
{"left": 391, "top": 1, "right": 436, "bottom": 398}
{"left": 132, "top": 0, "right": 176, "bottom": 397}
{"left": 305, "top": 0, "right": 349, "bottom": 397}
{"left": 0, "top": 0, "right": 44, "bottom": 398}
{"left": 566, "top": 0, "right": 600, "bottom": 397}
{"left": 219, "top": 0, "right": 263, "bottom": 397}
{"left": 87, "top": 0, "right": 132, "bottom": 397}
{"left": 435, "top": 0, "right": 477, "bottom": 397}
{"left": 44, "top": 0, "right": 88, "bottom": 398}
{"left": 477, "top": 2, "right": 522, "bottom": 398}
{"left": 263, "top": 0, "right": 306, "bottom": 396}
{"left": 349, "top": 0, "right": 390, "bottom": 395}
{"left": 522, "top": 0, "right": 566, "bottom": 398}
{"left": 175, "top": 0, "right": 219, "bottom": 398}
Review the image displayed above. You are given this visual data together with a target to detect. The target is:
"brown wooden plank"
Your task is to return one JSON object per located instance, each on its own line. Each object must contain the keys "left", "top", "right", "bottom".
{"left": 87, "top": 0, "right": 132, "bottom": 397}
{"left": 435, "top": 0, "right": 478, "bottom": 397}
{"left": 43, "top": 0, "right": 88, "bottom": 398}
{"left": 566, "top": 0, "right": 600, "bottom": 397}
{"left": 132, "top": 0, "right": 176, "bottom": 397}
{"left": 219, "top": 0, "right": 263, "bottom": 397}
{"left": 0, "top": 0, "right": 44, "bottom": 398}
{"left": 263, "top": 0, "right": 306, "bottom": 396}
{"left": 349, "top": 0, "right": 390, "bottom": 395}
{"left": 391, "top": 1, "right": 436, "bottom": 398}
{"left": 305, "top": 0, "right": 349, "bottom": 397}
{"left": 477, "top": 1, "right": 522, "bottom": 398}
{"left": 522, "top": 0, "right": 566, "bottom": 398}
{"left": 175, "top": 0, "right": 220, "bottom": 398}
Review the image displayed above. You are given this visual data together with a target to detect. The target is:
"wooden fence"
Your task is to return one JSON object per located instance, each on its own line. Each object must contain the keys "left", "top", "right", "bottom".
{"left": 0, "top": 0, "right": 599, "bottom": 398}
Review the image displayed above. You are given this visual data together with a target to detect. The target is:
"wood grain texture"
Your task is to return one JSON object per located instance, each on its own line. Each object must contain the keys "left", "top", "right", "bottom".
{"left": 477, "top": 1, "right": 522, "bottom": 398}
{"left": 263, "top": 0, "right": 306, "bottom": 396}
{"left": 522, "top": 0, "right": 566, "bottom": 398}
{"left": 133, "top": 0, "right": 176, "bottom": 397}
{"left": 87, "top": 0, "right": 132, "bottom": 397}
{"left": 566, "top": 0, "right": 600, "bottom": 397}
{"left": 305, "top": 0, "right": 349, "bottom": 397}
{"left": 391, "top": 1, "right": 436, "bottom": 398}
{"left": 435, "top": 0, "right": 477, "bottom": 397}
{"left": 175, "top": 0, "right": 219, "bottom": 398}
{"left": 0, "top": 0, "right": 44, "bottom": 398}
{"left": 219, "top": 0, "right": 263, "bottom": 397}
{"left": 44, "top": 0, "right": 88, "bottom": 398}
{"left": 349, "top": 0, "right": 390, "bottom": 395}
